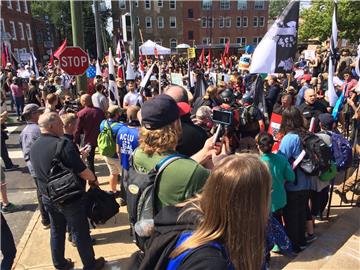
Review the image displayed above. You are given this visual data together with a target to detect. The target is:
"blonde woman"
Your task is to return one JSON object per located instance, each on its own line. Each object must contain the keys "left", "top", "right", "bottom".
{"left": 166, "top": 154, "right": 271, "bottom": 270}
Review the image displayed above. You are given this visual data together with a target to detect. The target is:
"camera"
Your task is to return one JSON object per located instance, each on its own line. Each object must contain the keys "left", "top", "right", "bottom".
{"left": 212, "top": 109, "right": 233, "bottom": 126}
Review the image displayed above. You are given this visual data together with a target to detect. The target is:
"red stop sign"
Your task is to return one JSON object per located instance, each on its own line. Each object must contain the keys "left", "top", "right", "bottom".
{"left": 58, "top": 46, "right": 89, "bottom": 76}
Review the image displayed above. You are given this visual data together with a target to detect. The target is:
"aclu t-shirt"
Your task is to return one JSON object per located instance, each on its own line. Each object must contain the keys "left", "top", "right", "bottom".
{"left": 116, "top": 126, "right": 139, "bottom": 170}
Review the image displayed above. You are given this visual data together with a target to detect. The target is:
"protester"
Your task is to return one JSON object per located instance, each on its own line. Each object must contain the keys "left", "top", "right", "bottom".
{"left": 1, "top": 167, "right": 22, "bottom": 214}
{"left": 92, "top": 83, "right": 109, "bottom": 112}
{"left": 10, "top": 77, "right": 25, "bottom": 120}
{"left": 1, "top": 111, "right": 18, "bottom": 171}
{"left": 123, "top": 80, "right": 139, "bottom": 109}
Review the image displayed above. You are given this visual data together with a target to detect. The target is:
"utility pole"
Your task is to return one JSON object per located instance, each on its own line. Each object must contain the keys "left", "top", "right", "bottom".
{"left": 129, "top": 0, "right": 138, "bottom": 60}
{"left": 70, "top": 0, "right": 87, "bottom": 95}
{"left": 93, "top": 0, "right": 103, "bottom": 60}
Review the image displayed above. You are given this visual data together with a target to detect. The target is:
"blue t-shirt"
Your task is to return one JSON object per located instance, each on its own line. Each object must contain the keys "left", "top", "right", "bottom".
{"left": 116, "top": 125, "right": 139, "bottom": 170}
{"left": 278, "top": 133, "right": 312, "bottom": 192}
{"left": 99, "top": 119, "right": 125, "bottom": 159}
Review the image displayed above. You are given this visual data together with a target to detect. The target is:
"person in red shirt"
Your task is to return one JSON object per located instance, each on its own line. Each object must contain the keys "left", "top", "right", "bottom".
{"left": 75, "top": 94, "right": 105, "bottom": 173}
{"left": 342, "top": 70, "right": 358, "bottom": 97}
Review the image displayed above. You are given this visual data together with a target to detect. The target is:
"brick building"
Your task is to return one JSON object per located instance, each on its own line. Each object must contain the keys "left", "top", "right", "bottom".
{"left": 111, "top": 0, "right": 269, "bottom": 54}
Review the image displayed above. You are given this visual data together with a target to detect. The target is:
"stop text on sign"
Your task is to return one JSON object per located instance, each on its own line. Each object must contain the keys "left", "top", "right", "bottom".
{"left": 58, "top": 46, "right": 89, "bottom": 76}
{"left": 60, "top": 55, "right": 88, "bottom": 68}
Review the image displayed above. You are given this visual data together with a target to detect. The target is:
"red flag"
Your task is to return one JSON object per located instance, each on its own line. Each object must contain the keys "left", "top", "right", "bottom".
{"left": 53, "top": 39, "right": 67, "bottom": 59}
{"left": 224, "top": 39, "right": 230, "bottom": 56}
{"left": 198, "top": 48, "right": 205, "bottom": 65}
{"left": 1, "top": 43, "right": 6, "bottom": 68}
{"left": 221, "top": 53, "right": 226, "bottom": 69}
{"left": 154, "top": 47, "right": 159, "bottom": 59}
{"left": 207, "top": 48, "right": 211, "bottom": 68}
{"left": 117, "top": 65, "right": 124, "bottom": 80}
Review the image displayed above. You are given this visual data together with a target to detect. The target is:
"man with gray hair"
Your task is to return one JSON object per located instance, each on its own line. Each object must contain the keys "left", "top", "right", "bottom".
{"left": 30, "top": 112, "right": 105, "bottom": 270}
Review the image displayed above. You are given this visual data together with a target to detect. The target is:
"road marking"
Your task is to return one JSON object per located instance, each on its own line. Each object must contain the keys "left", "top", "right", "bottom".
{"left": 8, "top": 150, "right": 24, "bottom": 159}
{"left": 7, "top": 125, "right": 19, "bottom": 134}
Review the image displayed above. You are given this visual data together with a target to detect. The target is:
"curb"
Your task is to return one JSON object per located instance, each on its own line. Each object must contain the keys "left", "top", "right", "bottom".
{"left": 12, "top": 210, "right": 41, "bottom": 270}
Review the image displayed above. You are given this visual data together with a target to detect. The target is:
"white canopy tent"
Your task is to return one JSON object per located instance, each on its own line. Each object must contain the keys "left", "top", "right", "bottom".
{"left": 139, "top": 40, "right": 171, "bottom": 55}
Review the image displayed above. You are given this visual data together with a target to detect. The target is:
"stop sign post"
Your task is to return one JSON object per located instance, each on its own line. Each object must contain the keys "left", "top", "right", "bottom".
{"left": 58, "top": 47, "right": 89, "bottom": 76}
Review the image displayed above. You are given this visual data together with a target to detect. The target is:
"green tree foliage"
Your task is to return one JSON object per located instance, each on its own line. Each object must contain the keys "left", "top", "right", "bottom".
{"left": 31, "top": 1, "right": 112, "bottom": 58}
{"left": 299, "top": 0, "right": 360, "bottom": 44}
{"left": 269, "top": 0, "right": 291, "bottom": 19}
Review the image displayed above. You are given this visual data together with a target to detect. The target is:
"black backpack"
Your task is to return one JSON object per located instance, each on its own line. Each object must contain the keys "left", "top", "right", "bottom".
{"left": 238, "top": 105, "right": 257, "bottom": 130}
{"left": 126, "top": 153, "right": 185, "bottom": 251}
{"left": 298, "top": 133, "right": 333, "bottom": 176}
{"left": 86, "top": 186, "right": 120, "bottom": 226}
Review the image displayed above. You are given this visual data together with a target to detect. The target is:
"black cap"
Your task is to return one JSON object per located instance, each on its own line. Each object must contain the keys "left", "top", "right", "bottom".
{"left": 318, "top": 113, "right": 334, "bottom": 130}
{"left": 141, "top": 94, "right": 179, "bottom": 130}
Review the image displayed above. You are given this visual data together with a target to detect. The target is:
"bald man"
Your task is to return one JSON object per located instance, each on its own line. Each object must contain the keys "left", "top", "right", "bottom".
{"left": 75, "top": 94, "right": 105, "bottom": 172}
{"left": 298, "top": 88, "right": 327, "bottom": 131}
{"left": 164, "top": 84, "right": 189, "bottom": 103}
{"left": 30, "top": 112, "right": 105, "bottom": 270}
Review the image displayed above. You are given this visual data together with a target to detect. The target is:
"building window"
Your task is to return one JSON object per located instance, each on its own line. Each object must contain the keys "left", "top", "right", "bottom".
{"left": 26, "top": 23, "right": 31, "bottom": 40}
{"left": 7, "top": 0, "right": 12, "bottom": 9}
{"left": 219, "top": 17, "right": 224, "bottom": 28}
{"left": 169, "top": 17, "right": 176, "bottom": 28}
{"left": 201, "top": 17, "right": 207, "bottom": 28}
{"left": 202, "top": 0, "right": 212, "bottom": 10}
{"left": 188, "top": 31, "right": 193, "bottom": 40}
{"left": 155, "top": 39, "right": 162, "bottom": 46}
{"left": 202, "top": 37, "right": 211, "bottom": 45}
{"left": 259, "top": 16, "right": 265, "bottom": 27}
{"left": 243, "top": 16, "right": 248, "bottom": 27}
{"left": 253, "top": 37, "right": 262, "bottom": 45}
{"left": 136, "top": 17, "right": 140, "bottom": 26}
{"left": 208, "top": 17, "right": 214, "bottom": 28}
{"left": 14, "top": 48, "right": 19, "bottom": 61}
{"left": 23, "top": 0, "right": 28, "bottom": 13}
{"left": 219, "top": 37, "right": 228, "bottom": 45}
{"left": 134, "top": 0, "right": 138, "bottom": 7}
{"left": 157, "top": 0, "right": 163, "bottom": 7}
{"left": 16, "top": 0, "right": 21, "bottom": 11}
{"left": 188, "top": 9, "right": 193, "bottom": 18}
{"left": 145, "top": 17, "right": 152, "bottom": 28}
{"left": 29, "top": 47, "right": 34, "bottom": 54}
{"left": 18, "top": 22, "right": 25, "bottom": 40}
{"left": 236, "top": 16, "right": 241, "bottom": 27}
{"left": 157, "top": 16, "right": 164, "bottom": 29}
{"left": 237, "top": 0, "right": 247, "bottom": 10}
{"left": 9, "top": 21, "right": 16, "bottom": 40}
{"left": 145, "top": 0, "right": 151, "bottom": 9}
{"left": 254, "top": 0, "right": 265, "bottom": 10}
{"left": 225, "top": 17, "right": 231, "bottom": 28}
{"left": 220, "top": 0, "right": 230, "bottom": 10}
{"left": 119, "top": 0, "right": 126, "bottom": 9}
{"left": 253, "top": 16, "right": 258, "bottom": 27}
{"left": 0, "top": 19, "right": 5, "bottom": 33}
{"left": 170, "top": 38, "right": 177, "bottom": 49}
{"left": 169, "top": 0, "right": 176, "bottom": 9}
{"left": 236, "top": 37, "right": 246, "bottom": 46}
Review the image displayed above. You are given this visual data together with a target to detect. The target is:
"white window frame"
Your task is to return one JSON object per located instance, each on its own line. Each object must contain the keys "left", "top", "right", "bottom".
{"left": 16, "top": 0, "right": 21, "bottom": 11}
{"left": 237, "top": 0, "right": 247, "bottom": 10}
{"left": 225, "top": 17, "right": 231, "bottom": 28}
{"left": 202, "top": 0, "right": 212, "bottom": 10}
{"left": 9, "top": 21, "right": 16, "bottom": 40}
{"left": 157, "top": 0, "right": 163, "bottom": 8}
{"left": 259, "top": 16, "right": 265, "bottom": 27}
{"left": 119, "top": 0, "right": 126, "bottom": 9}
{"left": 26, "top": 23, "right": 32, "bottom": 40}
{"left": 0, "top": 19, "right": 5, "bottom": 33}
{"left": 14, "top": 48, "right": 19, "bottom": 61}
{"left": 236, "top": 37, "right": 246, "bottom": 46}
{"left": 169, "top": 0, "right": 176, "bottom": 10}
{"left": 219, "top": 37, "right": 228, "bottom": 45}
{"left": 170, "top": 38, "right": 177, "bottom": 49}
{"left": 29, "top": 47, "right": 34, "bottom": 54}
{"left": 220, "top": 0, "right": 230, "bottom": 10}
{"left": 219, "top": 16, "right": 224, "bottom": 28}
{"left": 23, "top": 0, "right": 28, "bottom": 13}
{"left": 18, "top": 22, "right": 25, "bottom": 40}
{"left": 207, "top": 17, "right": 214, "bottom": 28}
{"left": 254, "top": 1, "right": 265, "bottom": 10}
{"left": 201, "top": 17, "right": 207, "bottom": 28}
{"left": 134, "top": 0, "right": 139, "bottom": 7}
{"left": 253, "top": 16, "right": 258, "bottom": 27}
{"left": 145, "top": 17, "right": 152, "bottom": 28}
{"left": 157, "top": 16, "right": 164, "bottom": 29}
{"left": 242, "top": 16, "right": 248, "bottom": 27}
{"left": 7, "top": 0, "right": 12, "bottom": 9}
{"left": 136, "top": 17, "right": 140, "bottom": 26}
{"left": 169, "top": 17, "right": 176, "bottom": 28}
{"left": 253, "top": 37, "right": 262, "bottom": 45}
{"left": 236, "top": 16, "right": 241, "bottom": 28}
{"left": 145, "top": 0, "right": 151, "bottom": 9}
{"left": 202, "top": 37, "right": 211, "bottom": 45}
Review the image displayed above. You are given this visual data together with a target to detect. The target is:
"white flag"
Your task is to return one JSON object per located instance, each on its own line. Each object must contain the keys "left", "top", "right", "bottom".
{"left": 328, "top": 1, "right": 338, "bottom": 107}
{"left": 96, "top": 59, "right": 102, "bottom": 77}
{"left": 108, "top": 48, "right": 120, "bottom": 106}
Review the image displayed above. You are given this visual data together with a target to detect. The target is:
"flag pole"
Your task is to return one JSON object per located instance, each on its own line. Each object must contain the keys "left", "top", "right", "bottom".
{"left": 138, "top": 28, "right": 150, "bottom": 64}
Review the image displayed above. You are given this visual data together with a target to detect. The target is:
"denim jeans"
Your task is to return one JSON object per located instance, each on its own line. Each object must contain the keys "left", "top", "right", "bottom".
{"left": 13, "top": 96, "right": 25, "bottom": 117}
{"left": 43, "top": 196, "right": 96, "bottom": 270}
{"left": 1, "top": 214, "right": 17, "bottom": 270}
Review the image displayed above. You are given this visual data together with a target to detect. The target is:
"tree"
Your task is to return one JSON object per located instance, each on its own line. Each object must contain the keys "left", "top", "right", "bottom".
{"left": 269, "top": 0, "right": 291, "bottom": 19}
{"left": 299, "top": 0, "right": 360, "bottom": 44}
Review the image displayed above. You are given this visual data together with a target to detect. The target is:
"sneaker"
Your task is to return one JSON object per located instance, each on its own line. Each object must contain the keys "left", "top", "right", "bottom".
{"left": 43, "top": 224, "right": 51, "bottom": 230}
{"left": 334, "top": 189, "right": 349, "bottom": 203}
{"left": 93, "top": 257, "right": 106, "bottom": 270}
{"left": 271, "top": 244, "right": 281, "bottom": 253}
{"left": 4, "top": 165, "right": 19, "bottom": 172}
{"left": 56, "top": 258, "right": 74, "bottom": 270}
{"left": 306, "top": 234, "right": 318, "bottom": 244}
{"left": 1, "top": 202, "right": 22, "bottom": 214}
{"left": 119, "top": 198, "right": 127, "bottom": 206}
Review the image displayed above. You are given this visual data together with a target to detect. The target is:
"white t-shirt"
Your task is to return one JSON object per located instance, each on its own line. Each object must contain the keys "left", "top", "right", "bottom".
{"left": 123, "top": 91, "right": 139, "bottom": 107}
{"left": 92, "top": 92, "right": 109, "bottom": 112}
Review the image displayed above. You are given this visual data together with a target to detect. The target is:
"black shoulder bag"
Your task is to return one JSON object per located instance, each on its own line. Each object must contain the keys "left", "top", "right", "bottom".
{"left": 47, "top": 139, "right": 84, "bottom": 204}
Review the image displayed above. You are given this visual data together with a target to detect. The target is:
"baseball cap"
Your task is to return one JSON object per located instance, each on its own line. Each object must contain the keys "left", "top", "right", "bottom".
{"left": 107, "top": 105, "right": 121, "bottom": 116}
{"left": 141, "top": 94, "right": 179, "bottom": 130}
{"left": 318, "top": 113, "right": 334, "bottom": 130}
{"left": 177, "top": 102, "right": 191, "bottom": 116}
{"left": 22, "top": 104, "right": 45, "bottom": 116}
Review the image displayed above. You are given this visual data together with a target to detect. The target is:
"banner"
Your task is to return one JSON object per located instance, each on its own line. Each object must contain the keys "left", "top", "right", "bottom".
{"left": 187, "top": 48, "right": 195, "bottom": 59}
{"left": 171, "top": 73, "right": 184, "bottom": 87}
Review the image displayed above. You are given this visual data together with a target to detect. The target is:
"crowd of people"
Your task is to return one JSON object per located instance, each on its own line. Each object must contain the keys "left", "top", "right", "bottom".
{"left": 0, "top": 41, "right": 359, "bottom": 270}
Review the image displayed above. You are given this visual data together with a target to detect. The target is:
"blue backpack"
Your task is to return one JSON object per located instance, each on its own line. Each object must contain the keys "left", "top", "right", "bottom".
{"left": 327, "top": 131, "right": 352, "bottom": 170}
